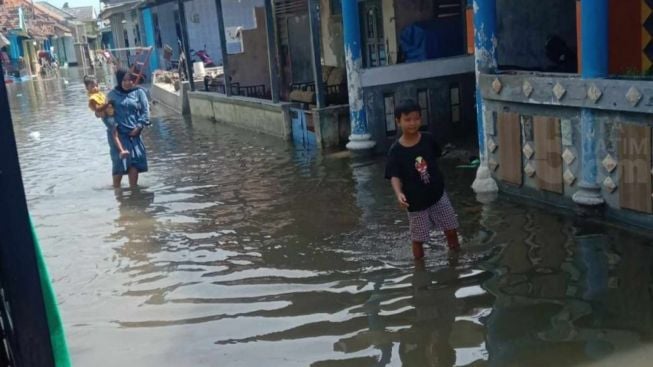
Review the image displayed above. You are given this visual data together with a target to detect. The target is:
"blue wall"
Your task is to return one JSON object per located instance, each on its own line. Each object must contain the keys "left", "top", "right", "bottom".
{"left": 142, "top": 8, "right": 160, "bottom": 71}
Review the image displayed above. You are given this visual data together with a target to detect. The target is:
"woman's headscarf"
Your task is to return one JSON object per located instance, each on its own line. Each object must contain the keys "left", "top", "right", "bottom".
{"left": 115, "top": 67, "right": 136, "bottom": 93}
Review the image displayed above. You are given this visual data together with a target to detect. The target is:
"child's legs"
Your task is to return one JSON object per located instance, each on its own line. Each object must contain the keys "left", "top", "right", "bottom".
{"left": 428, "top": 192, "right": 460, "bottom": 249}
{"left": 408, "top": 210, "right": 431, "bottom": 260}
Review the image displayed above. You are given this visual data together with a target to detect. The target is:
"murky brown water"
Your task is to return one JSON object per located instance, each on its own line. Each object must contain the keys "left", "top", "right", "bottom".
{"left": 8, "top": 70, "right": 653, "bottom": 366}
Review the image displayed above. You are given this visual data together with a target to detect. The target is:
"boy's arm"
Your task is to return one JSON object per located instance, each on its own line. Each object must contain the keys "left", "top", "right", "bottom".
{"left": 391, "top": 177, "right": 409, "bottom": 209}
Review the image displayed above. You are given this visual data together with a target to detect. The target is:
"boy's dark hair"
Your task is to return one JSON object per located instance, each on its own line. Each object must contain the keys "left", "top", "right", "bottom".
{"left": 83, "top": 75, "right": 97, "bottom": 88}
{"left": 394, "top": 99, "right": 421, "bottom": 120}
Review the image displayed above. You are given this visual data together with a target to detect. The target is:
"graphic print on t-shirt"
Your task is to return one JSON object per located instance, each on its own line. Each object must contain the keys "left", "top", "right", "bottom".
{"left": 415, "top": 156, "right": 431, "bottom": 184}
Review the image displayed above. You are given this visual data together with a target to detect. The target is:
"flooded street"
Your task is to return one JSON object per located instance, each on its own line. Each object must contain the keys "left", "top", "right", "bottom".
{"left": 8, "top": 71, "right": 653, "bottom": 366}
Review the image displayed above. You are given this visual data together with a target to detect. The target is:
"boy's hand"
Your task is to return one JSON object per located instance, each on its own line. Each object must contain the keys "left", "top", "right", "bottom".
{"left": 396, "top": 193, "right": 409, "bottom": 209}
{"left": 119, "top": 150, "right": 130, "bottom": 159}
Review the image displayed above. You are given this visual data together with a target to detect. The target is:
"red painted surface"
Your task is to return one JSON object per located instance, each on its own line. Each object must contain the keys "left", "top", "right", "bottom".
{"left": 608, "top": 0, "right": 641, "bottom": 74}
{"left": 466, "top": 7, "right": 474, "bottom": 55}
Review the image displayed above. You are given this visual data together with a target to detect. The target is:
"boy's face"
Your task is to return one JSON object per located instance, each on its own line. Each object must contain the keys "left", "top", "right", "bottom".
{"left": 85, "top": 82, "right": 99, "bottom": 94}
{"left": 396, "top": 111, "right": 422, "bottom": 134}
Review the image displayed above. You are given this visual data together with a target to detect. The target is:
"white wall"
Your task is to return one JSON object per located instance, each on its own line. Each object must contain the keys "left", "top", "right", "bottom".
{"left": 223, "top": 0, "right": 263, "bottom": 29}
{"left": 184, "top": 0, "right": 222, "bottom": 64}
{"left": 151, "top": 0, "right": 263, "bottom": 67}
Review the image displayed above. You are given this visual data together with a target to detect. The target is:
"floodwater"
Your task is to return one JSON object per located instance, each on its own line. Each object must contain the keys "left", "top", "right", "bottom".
{"left": 8, "top": 70, "right": 653, "bottom": 367}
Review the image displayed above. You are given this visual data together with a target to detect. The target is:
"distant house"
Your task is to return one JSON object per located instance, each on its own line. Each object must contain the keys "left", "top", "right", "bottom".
{"left": 62, "top": 4, "right": 100, "bottom": 67}
{"left": 35, "top": 1, "right": 80, "bottom": 65}
{"left": 98, "top": 0, "right": 145, "bottom": 67}
{"left": 0, "top": 0, "right": 72, "bottom": 76}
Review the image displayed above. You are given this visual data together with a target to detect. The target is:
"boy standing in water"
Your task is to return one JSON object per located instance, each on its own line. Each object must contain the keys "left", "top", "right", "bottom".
{"left": 385, "top": 100, "right": 460, "bottom": 260}
{"left": 83, "top": 76, "right": 129, "bottom": 159}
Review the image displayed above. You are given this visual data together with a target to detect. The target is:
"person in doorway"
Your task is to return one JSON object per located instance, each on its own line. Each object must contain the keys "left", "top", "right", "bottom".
{"left": 385, "top": 99, "right": 460, "bottom": 260}
{"left": 108, "top": 68, "right": 150, "bottom": 188}
{"left": 84, "top": 75, "right": 130, "bottom": 176}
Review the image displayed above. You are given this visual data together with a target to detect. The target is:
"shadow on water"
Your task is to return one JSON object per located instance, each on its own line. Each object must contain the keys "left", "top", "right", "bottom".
{"left": 8, "top": 70, "right": 653, "bottom": 366}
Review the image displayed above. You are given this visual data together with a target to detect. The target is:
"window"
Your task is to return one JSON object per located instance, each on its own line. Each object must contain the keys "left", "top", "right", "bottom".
{"left": 360, "top": 0, "right": 387, "bottom": 68}
{"left": 417, "top": 89, "right": 430, "bottom": 127}
{"left": 384, "top": 94, "right": 396, "bottom": 135}
{"left": 450, "top": 84, "right": 461, "bottom": 123}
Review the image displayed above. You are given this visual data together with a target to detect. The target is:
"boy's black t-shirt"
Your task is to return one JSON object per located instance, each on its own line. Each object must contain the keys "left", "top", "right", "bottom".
{"left": 384, "top": 132, "right": 444, "bottom": 212}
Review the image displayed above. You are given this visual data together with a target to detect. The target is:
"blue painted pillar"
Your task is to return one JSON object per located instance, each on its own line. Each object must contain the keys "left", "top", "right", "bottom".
{"left": 573, "top": 0, "right": 608, "bottom": 207}
{"left": 471, "top": 0, "right": 499, "bottom": 195}
{"left": 9, "top": 34, "right": 21, "bottom": 61}
{"left": 343, "top": 0, "right": 375, "bottom": 153}
{"left": 141, "top": 8, "right": 160, "bottom": 72}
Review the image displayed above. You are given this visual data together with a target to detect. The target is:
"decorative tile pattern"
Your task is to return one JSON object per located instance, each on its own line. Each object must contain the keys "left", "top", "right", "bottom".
{"left": 562, "top": 148, "right": 576, "bottom": 165}
{"left": 523, "top": 80, "right": 534, "bottom": 98}
{"left": 602, "top": 154, "right": 618, "bottom": 173}
{"left": 564, "top": 169, "right": 576, "bottom": 186}
{"left": 603, "top": 176, "right": 617, "bottom": 193}
{"left": 523, "top": 143, "right": 535, "bottom": 160}
{"left": 489, "top": 158, "right": 499, "bottom": 171}
{"left": 587, "top": 84, "right": 603, "bottom": 103}
{"left": 488, "top": 138, "right": 498, "bottom": 153}
{"left": 561, "top": 119, "right": 573, "bottom": 146}
{"left": 524, "top": 163, "right": 536, "bottom": 177}
{"left": 626, "top": 86, "right": 642, "bottom": 107}
{"left": 553, "top": 82, "right": 567, "bottom": 101}
{"left": 492, "top": 78, "right": 503, "bottom": 94}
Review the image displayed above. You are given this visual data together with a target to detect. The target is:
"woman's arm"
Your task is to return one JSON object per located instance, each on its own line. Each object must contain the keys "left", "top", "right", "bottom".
{"left": 135, "top": 88, "right": 150, "bottom": 129}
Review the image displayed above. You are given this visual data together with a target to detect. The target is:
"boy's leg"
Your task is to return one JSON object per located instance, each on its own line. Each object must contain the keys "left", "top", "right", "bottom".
{"left": 429, "top": 192, "right": 460, "bottom": 251}
{"left": 444, "top": 229, "right": 460, "bottom": 251}
{"left": 412, "top": 241, "right": 425, "bottom": 260}
{"left": 408, "top": 210, "right": 430, "bottom": 260}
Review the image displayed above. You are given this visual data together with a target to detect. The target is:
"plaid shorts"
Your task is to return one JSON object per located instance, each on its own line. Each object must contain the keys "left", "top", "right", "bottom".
{"left": 407, "top": 192, "right": 459, "bottom": 243}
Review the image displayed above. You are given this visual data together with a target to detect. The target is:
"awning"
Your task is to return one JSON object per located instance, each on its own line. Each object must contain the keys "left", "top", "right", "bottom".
{"left": 0, "top": 34, "right": 9, "bottom": 48}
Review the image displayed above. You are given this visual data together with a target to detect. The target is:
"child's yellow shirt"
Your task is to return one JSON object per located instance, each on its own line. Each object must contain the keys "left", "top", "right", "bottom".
{"left": 88, "top": 91, "right": 107, "bottom": 109}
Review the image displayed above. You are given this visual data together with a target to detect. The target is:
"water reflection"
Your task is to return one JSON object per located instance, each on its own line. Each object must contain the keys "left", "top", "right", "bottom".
{"left": 112, "top": 188, "right": 157, "bottom": 263}
{"left": 483, "top": 218, "right": 653, "bottom": 366}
